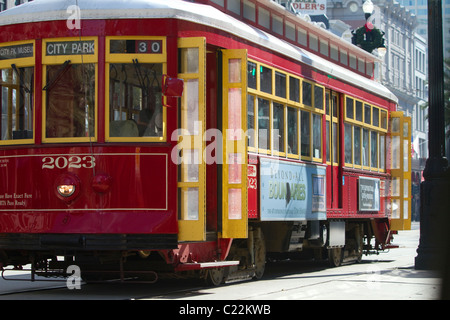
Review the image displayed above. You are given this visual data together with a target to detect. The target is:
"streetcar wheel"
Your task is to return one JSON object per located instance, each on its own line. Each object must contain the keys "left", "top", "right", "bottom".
{"left": 253, "top": 229, "right": 266, "bottom": 280}
{"left": 328, "top": 248, "right": 343, "bottom": 267}
{"left": 205, "top": 267, "right": 225, "bottom": 286}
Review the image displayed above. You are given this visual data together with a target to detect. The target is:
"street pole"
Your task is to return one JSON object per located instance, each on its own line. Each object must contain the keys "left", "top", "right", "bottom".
{"left": 415, "top": 0, "right": 450, "bottom": 296}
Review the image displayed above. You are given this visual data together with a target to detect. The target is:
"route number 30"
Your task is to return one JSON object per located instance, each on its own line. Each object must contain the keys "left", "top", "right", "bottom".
{"left": 42, "top": 156, "right": 96, "bottom": 169}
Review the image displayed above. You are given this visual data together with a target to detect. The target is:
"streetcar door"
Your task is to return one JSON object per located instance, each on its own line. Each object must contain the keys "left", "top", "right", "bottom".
{"left": 176, "top": 37, "right": 207, "bottom": 241}
{"left": 389, "top": 112, "right": 412, "bottom": 231}
{"left": 220, "top": 49, "right": 248, "bottom": 239}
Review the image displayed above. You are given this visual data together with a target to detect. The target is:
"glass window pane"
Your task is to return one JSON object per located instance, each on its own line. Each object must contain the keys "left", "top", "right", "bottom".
{"left": 46, "top": 63, "right": 95, "bottom": 138}
{"left": 228, "top": 153, "right": 242, "bottom": 184}
{"left": 182, "top": 187, "right": 199, "bottom": 220}
{"left": 302, "top": 81, "right": 312, "bottom": 107}
{"left": 179, "top": 47, "right": 199, "bottom": 74}
{"left": 381, "top": 110, "right": 387, "bottom": 129}
{"left": 363, "top": 128, "right": 369, "bottom": 166}
{"left": 289, "top": 77, "right": 300, "bottom": 102}
{"left": 228, "top": 88, "right": 242, "bottom": 140}
{"left": 354, "top": 126, "right": 361, "bottom": 165}
{"left": 373, "top": 107, "right": 379, "bottom": 127}
{"left": 109, "top": 63, "right": 162, "bottom": 138}
{"left": 344, "top": 123, "right": 352, "bottom": 164}
{"left": 314, "top": 85, "right": 324, "bottom": 110}
{"left": 275, "top": 71, "right": 286, "bottom": 98}
{"left": 1, "top": 67, "right": 34, "bottom": 141}
{"left": 273, "top": 102, "right": 284, "bottom": 152}
{"left": 301, "top": 110, "right": 310, "bottom": 157}
{"left": 228, "top": 188, "right": 242, "bottom": 219}
{"left": 346, "top": 97, "right": 354, "bottom": 119}
{"left": 260, "top": 66, "right": 272, "bottom": 94}
{"left": 391, "top": 118, "right": 400, "bottom": 133}
{"left": 247, "top": 61, "right": 257, "bottom": 89}
{"left": 355, "top": 100, "right": 363, "bottom": 122}
{"left": 379, "top": 134, "right": 385, "bottom": 170}
{"left": 392, "top": 199, "right": 400, "bottom": 219}
{"left": 258, "top": 98, "right": 270, "bottom": 149}
{"left": 332, "top": 94, "right": 338, "bottom": 118}
{"left": 392, "top": 136, "right": 400, "bottom": 169}
{"left": 403, "top": 140, "right": 409, "bottom": 171}
{"left": 332, "top": 122, "right": 338, "bottom": 163}
{"left": 325, "top": 91, "right": 330, "bottom": 115}
{"left": 326, "top": 120, "right": 330, "bottom": 162}
{"left": 287, "top": 107, "right": 298, "bottom": 154}
{"left": 183, "top": 149, "right": 199, "bottom": 182}
{"left": 371, "top": 131, "right": 378, "bottom": 168}
{"left": 229, "top": 58, "right": 241, "bottom": 83}
{"left": 364, "top": 104, "right": 371, "bottom": 125}
{"left": 247, "top": 95, "right": 255, "bottom": 147}
{"left": 313, "top": 113, "right": 321, "bottom": 159}
{"left": 182, "top": 79, "right": 199, "bottom": 135}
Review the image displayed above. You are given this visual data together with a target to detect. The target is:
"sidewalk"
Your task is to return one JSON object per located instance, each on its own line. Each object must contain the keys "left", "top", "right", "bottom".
{"left": 298, "top": 222, "right": 442, "bottom": 300}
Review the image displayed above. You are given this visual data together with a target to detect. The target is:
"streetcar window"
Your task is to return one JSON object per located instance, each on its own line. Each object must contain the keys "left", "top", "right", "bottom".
{"left": 287, "top": 107, "right": 298, "bottom": 155}
{"left": 353, "top": 126, "right": 361, "bottom": 166}
{"left": 247, "top": 61, "right": 257, "bottom": 89}
{"left": 247, "top": 94, "right": 255, "bottom": 148}
{"left": 312, "top": 113, "right": 321, "bottom": 159}
{"left": 362, "top": 128, "right": 369, "bottom": 167}
{"left": 0, "top": 66, "right": 34, "bottom": 142}
{"left": 379, "top": 134, "right": 385, "bottom": 170}
{"left": 364, "top": 104, "right": 371, "bottom": 125}
{"left": 344, "top": 123, "right": 352, "bottom": 164}
{"left": 332, "top": 122, "right": 338, "bottom": 164}
{"left": 373, "top": 107, "right": 379, "bottom": 127}
{"left": 179, "top": 47, "right": 199, "bottom": 74}
{"left": 371, "top": 131, "right": 378, "bottom": 168}
{"left": 45, "top": 63, "right": 95, "bottom": 139}
{"left": 314, "top": 85, "right": 324, "bottom": 110}
{"left": 326, "top": 120, "right": 330, "bottom": 162}
{"left": 302, "top": 81, "right": 312, "bottom": 107}
{"left": 260, "top": 66, "right": 272, "bottom": 94}
{"left": 289, "top": 77, "right": 300, "bottom": 102}
{"left": 346, "top": 97, "right": 354, "bottom": 119}
{"left": 380, "top": 110, "right": 388, "bottom": 129}
{"left": 272, "top": 102, "right": 284, "bottom": 153}
{"left": 275, "top": 71, "right": 286, "bottom": 98}
{"left": 108, "top": 63, "right": 162, "bottom": 138}
{"left": 300, "top": 110, "right": 310, "bottom": 158}
{"left": 258, "top": 97, "right": 270, "bottom": 150}
{"left": 355, "top": 100, "right": 363, "bottom": 122}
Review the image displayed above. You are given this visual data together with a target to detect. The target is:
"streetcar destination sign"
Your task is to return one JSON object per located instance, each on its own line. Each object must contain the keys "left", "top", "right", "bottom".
{"left": 0, "top": 43, "right": 33, "bottom": 60}
{"left": 46, "top": 40, "right": 95, "bottom": 56}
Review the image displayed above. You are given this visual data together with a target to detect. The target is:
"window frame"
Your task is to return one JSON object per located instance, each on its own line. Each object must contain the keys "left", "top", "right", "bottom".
{"left": 42, "top": 37, "right": 98, "bottom": 144}
{"left": 105, "top": 36, "right": 167, "bottom": 143}
{"left": 0, "top": 40, "right": 35, "bottom": 145}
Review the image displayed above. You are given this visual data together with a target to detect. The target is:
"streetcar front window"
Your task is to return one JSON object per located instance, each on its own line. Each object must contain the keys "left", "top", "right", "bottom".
{"left": 109, "top": 63, "right": 162, "bottom": 138}
{"left": 45, "top": 63, "right": 95, "bottom": 139}
{"left": 0, "top": 66, "right": 34, "bottom": 142}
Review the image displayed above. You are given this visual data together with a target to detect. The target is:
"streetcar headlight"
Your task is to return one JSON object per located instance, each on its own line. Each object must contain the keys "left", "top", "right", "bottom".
{"left": 57, "top": 184, "right": 76, "bottom": 197}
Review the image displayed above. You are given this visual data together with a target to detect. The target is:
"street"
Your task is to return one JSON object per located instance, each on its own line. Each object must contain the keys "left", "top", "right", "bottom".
{"left": 0, "top": 222, "right": 441, "bottom": 301}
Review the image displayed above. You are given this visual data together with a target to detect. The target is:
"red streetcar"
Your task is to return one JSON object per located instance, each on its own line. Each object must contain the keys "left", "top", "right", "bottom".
{"left": 0, "top": 0, "right": 411, "bottom": 285}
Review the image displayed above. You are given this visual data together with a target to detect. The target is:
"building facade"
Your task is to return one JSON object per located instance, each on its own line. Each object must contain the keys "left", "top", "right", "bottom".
{"left": 326, "top": 0, "right": 427, "bottom": 220}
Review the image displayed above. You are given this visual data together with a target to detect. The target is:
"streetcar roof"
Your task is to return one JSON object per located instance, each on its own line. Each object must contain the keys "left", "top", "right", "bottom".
{"left": 0, "top": 0, "right": 398, "bottom": 103}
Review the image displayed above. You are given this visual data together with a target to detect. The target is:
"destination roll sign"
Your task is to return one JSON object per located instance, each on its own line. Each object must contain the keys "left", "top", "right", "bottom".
{"left": 0, "top": 43, "right": 33, "bottom": 60}
{"left": 46, "top": 40, "right": 95, "bottom": 56}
